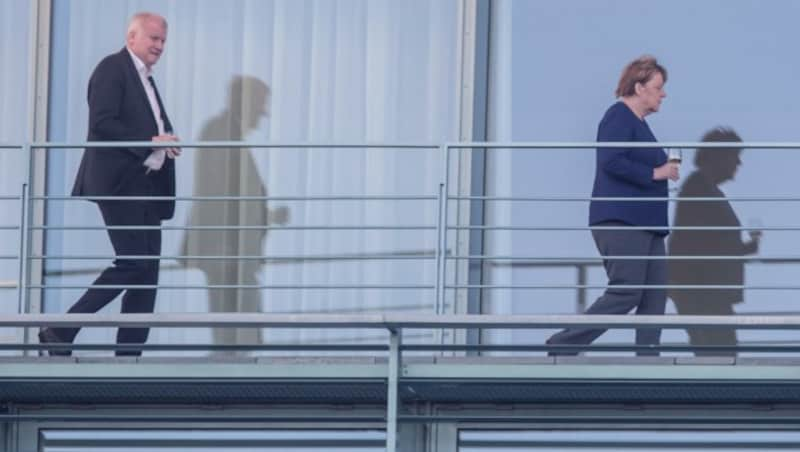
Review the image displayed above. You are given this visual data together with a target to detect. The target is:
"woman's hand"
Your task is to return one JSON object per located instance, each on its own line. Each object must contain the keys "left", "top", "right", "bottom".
{"left": 653, "top": 162, "right": 679, "bottom": 181}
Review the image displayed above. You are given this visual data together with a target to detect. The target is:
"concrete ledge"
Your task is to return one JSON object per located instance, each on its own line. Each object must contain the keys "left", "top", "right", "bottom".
{"left": 1, "top": 355, "right": 799, "bottom": 367}
{"left": 676, "top": 357, "right": 736, "bottom": 365}
{"left": 554, "top": 356, "right": 675, "bottom": 365}
{"left": 736, "top": 357, "right": 800, "bottom": 366}
{"left": 436, "top": 356, "right": 554, "bottom": 365}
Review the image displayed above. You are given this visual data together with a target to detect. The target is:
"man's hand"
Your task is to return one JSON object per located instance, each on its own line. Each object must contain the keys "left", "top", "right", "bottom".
{"left": 152, "top": 134, "right": 181, "bottom": 158}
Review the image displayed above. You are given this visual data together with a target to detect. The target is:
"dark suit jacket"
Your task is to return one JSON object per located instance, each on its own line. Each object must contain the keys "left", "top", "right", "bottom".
{"left": 588, "top": 101, "right": 668, "bottom": 234}
{"left": 72, "top": 48, "right": 176, "bottom": 220}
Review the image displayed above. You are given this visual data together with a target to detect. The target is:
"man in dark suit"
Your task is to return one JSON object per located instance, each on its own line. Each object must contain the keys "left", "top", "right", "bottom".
{"left": 39, "top": 12, "right": 180, "bottom": 356}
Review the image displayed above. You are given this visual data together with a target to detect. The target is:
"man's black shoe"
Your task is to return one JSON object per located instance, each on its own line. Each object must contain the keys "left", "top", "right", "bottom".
{"left": 38, "top": 328, "right": 72, "bottom": 357}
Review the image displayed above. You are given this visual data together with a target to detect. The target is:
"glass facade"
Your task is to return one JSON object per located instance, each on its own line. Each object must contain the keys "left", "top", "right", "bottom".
{"left": 483, "top": 0, "right": 800, "bottom": 351}
{"left": 4, "top": 1, "right": 800, "bottom": 451}
{"left": 43, "top": 0, "right": 461, "bottom": 352}
{"left": 0, "top": 0, "right": 30, "bottom": 345}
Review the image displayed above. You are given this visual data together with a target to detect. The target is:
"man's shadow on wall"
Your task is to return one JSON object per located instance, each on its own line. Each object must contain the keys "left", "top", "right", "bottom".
{"left": 181, "top": 75, "right": 288, "bottom": 351}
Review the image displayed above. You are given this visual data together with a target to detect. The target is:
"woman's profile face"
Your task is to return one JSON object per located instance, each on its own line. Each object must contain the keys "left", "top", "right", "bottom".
{"left": 636, "top": 72, "right": 666, "bottom": 116}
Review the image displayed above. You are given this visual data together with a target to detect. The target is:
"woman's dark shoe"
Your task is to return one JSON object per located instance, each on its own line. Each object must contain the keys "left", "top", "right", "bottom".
{"left": 38, "top": 328, "right": 72, "bottom": 357}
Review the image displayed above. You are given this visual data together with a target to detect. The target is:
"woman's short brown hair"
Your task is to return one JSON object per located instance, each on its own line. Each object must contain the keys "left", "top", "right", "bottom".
{"left": 615, "top": 55, "right": 667, "bottom": 98}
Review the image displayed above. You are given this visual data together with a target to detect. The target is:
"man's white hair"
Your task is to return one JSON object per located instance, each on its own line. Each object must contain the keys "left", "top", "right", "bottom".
{"left": 127, "top": 12, "right": 167, "bottom": 36}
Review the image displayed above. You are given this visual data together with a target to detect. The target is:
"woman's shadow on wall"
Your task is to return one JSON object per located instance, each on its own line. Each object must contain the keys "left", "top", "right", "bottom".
{"left": 668, "top": 127, "right": 761, "bottom": 356}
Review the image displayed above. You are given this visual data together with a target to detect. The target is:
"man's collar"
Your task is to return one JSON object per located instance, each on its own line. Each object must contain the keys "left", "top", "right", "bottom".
{"left": 126, "top": 47, "right": 152, "bottom": 77}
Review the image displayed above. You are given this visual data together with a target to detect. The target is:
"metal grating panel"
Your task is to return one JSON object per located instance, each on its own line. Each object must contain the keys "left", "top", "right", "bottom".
{"left": 0, "top": 380, "right": 387, "bottom": 404}
{"left": 402, "top": 380, "right": 800, "bottom": 404}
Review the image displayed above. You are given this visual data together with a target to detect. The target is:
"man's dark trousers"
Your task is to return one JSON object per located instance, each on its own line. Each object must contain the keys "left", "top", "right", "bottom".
{"left": 51, "top": 198, "right": 161, "bottom": 356}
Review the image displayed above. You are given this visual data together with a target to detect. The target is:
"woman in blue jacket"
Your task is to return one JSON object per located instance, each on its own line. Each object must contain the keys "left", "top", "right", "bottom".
{"left": 547, "top": 55, "right": 679, "bottom": 356}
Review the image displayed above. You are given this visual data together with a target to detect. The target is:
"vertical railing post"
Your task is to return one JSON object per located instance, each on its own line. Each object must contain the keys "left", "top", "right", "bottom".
{"left": 17, "top": 143, "right": 33, "bottom": 355}
{"left": 435, "top": 144, "right": 450, "bottom": 316}
{"left": 17, "top": 184, "right": 28, "bottom": 314}
{"left": 576, "top": 264, "right": 587, "bottom": 314}
{"left": 386, "top": 327, "right": 402, "bottom": 452}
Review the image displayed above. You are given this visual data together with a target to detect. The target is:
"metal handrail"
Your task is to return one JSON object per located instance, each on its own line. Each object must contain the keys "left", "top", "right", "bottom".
{"left": 31, "top": 224, "right": 436, "bottom": 230}
{"left": 448, "top": 195, "right": 800, "bottom": 201}
{"left": 0, "top": 281, "right": 17, "bottom": 289}
{"left": 445, "top": 284, "right": 800, "bottom": 290}
{"left": 447, "top": 225, "right": 800, "bottom": 230}
{"left": 447, "top": 141, "right": 800, "bottom": 148}
{"left": 458, "top": 255, "right": 800, "bottom": 261}
{"left": 11, "top": 140, "right": 800, "bottom": 336}
{"left": 33, "top": 253, "right": 437, "bottom": 261}
{"left": 3, "top": 313, "right": 800, "bottom": 329}
{"left": 34, "top": 194, "right": 438, "bottom": 201}
{"left": 29, "top": 284, "right": 434, "bottom": 290}
{"left": 30, "top": 141, "right": 440, "bottom": 148}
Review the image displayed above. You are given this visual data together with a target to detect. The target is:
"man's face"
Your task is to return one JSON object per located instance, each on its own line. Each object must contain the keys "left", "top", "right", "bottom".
{"left": 127, "top": 18, "right": 167, "bottom": 68}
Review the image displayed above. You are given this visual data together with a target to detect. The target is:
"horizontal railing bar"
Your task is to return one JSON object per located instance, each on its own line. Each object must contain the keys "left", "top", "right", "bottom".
{"left": 0, "top": 341, "right": 761, "bottom": 354}
{"left": 26, "top": 195, "right": 800, "bottom": 203}
{"left": 37, "top": 195, "right": 778, "bottom": 203}
{"left": 403, "top": 344, "right": 800, "bottom": 353}
{"left": 20, "top": 140, "right": 800, "bottom": 149}
{"left": 0, "top": 343, "right": 389, "bottom": 352}
{"left": 419, "top": 417, "right": 800, "bottom": 428}
{"left": 0, "top": 196, "right": 21, "bottom": 200}
{"left": 32, "top": 225, "right": 436, "bottom": 231}
{"left": 448, "top": 195, "right": 800, "bottom": 202}
{"left": 33, "top": 195, "right": 438, "bottom": 201}
{"left": 27, "top": 225, "right": 790, "bottom": 232}
{"left": 0, "top": 313, "right": 389, "bottom": 328}
{"left": 447, "top": 141, "right": 800, "bottom": 149}
{"left": 9, "top": 344, "right": 800, "bottom": 353}
{"left": 44, "top": 251, "right": 447, "bottom": 278}
{"left": 492, "top": 260, "right": 800, "bottom": 269}
{"left": 388, "top": 314, "right": 800, "bottom": 329}
{"left": 447, "top": 225, "right": 798, "bottom": 231}
{"left": 28, "top": 284, "right": 434, "bottom": 290}
{"left": 446, "top": 284, "right": 800, "bottom": 289}
{"left": 594, "top": 337, "right": 800, "bottom": 346}
{"left": 25, "top": 194, "right": 800, "bottom": 202}
{"left": 0, "top": 226, "right": 20, "bottom": 230}
{"left": 575, "top": 337, "right": 800, "bottom": 346}
{"left": 459, "top": 441, "right": 800, "bottom": 449}
{"left": 4, "top": 313, "right": 800, "bottom": 329}
{"left": 31, "top": 254, "right": 436, "bottom": 261}
{"left": 30, "top": 141, "right": 440, "bottom": 149}
{"left": 3, "top": 414, "right": 800, "bottom": 426}
{"left": 0, "top": 414, "right": 386, "bottom": 423}
{"left": 451, "top": 255, "right": 800, "bottom": 261}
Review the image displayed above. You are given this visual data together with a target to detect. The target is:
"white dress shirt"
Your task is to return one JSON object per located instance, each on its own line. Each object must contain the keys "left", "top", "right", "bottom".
{"left": 127, "top": 48, "right": 167, "bottom": 171}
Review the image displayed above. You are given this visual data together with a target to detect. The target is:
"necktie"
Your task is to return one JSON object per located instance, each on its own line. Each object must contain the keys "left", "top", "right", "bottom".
{"left": 143, "top": 76, "right": 167, "bottom": 172}
{"left": 147, "top": 76, "right": 170, "bottom": 130}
